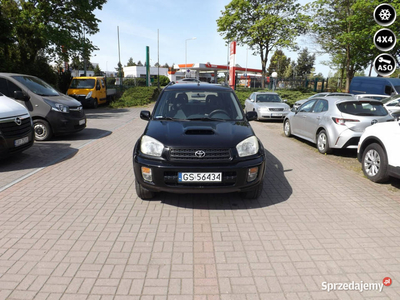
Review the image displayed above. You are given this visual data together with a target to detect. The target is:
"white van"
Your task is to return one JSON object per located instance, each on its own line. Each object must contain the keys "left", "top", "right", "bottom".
{"left": 0, "top": 93, "right": 34, "bottom": 157}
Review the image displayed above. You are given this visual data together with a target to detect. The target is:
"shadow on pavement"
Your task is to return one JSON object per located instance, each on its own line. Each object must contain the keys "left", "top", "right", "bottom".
{"left": 51, "top": 128, "right": 112, "bottom": 141}
{"left": 0, "top": 143, "right": 78, "bottom": 172}
{"left": 149, "top": 149, "right": 292, "bottom": 210}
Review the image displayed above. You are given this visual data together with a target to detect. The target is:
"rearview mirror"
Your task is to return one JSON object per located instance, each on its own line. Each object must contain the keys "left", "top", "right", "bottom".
{"left": 246, "top": 111, "right": 257, "bottom": 121}
{"left": 14, "top": 91, "right": 30, "bottom": 101}
{"left": 140, "top": 110, "right": 151, "bottom": 121}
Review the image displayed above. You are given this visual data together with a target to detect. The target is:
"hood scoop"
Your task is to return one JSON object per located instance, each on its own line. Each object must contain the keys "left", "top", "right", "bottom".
{"left": 185, "top": 128, "right": 215, "bottom": 135}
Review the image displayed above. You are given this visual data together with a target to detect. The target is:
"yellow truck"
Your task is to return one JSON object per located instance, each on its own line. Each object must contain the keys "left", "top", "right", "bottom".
{"left": 67, "top": 76, "right": 116, "bottom": 108}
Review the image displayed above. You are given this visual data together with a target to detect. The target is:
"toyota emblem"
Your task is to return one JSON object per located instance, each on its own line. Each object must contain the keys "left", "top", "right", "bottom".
{"left": 195, "top": 150, "right": 206, "bottom": 158}
{"left": 14, "top": 117, "right": 22, "bottom": 126}
{"left": 371, "top": 119, "right": 378, "bottom": 125}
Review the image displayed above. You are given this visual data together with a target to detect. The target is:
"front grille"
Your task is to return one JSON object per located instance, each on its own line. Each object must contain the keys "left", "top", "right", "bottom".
{"left": 170, "top": 148, "right": 231, "bottom": 161}
{"left": 69, "top": 106, "right": 85, "bottom": 118}
{"left": 164, "top": 171, "right": 237, "bottom": 186}
{"left": 70, "top": 95, "right": 86, "bottom": 102}
{"left": 269, "top": 108, "right": 284, "bottom": 112}
{"left": 0, "top": 117, "right": 32, "bottom": 138}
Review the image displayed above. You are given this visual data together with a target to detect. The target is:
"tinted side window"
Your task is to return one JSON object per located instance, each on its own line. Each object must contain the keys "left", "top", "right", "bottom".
{"left": 7, "top": 81, "right": 22, "bottom": 99}
{"left": 299, "top": 100, "right": 316, "bottom": 112}
{"left": 385, "top": 85, "right": 393, "bottom": 95}
{"left": 313, "top": 100, "right": 328, "bottom": 113}
{"left": 0, "top": 78, "right": 8, "bottom": 96}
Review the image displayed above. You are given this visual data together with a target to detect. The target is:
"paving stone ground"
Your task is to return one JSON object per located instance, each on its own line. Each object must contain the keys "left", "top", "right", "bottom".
{"left": 0, "top": 107, "right": 400, "bottom": 300}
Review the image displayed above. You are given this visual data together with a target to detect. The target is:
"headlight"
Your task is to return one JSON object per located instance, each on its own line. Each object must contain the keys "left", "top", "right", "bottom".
{"left": 236, "top": 136, "right": 259, "bottom": 157}
{"left": 85, "top": 91, "right": 93, "bottom": 99}
{"left": 44, "top": 99, "right": 70, "bottom": 113}
{"left": 140, "top": 135, "right": 164, "bottom": 157}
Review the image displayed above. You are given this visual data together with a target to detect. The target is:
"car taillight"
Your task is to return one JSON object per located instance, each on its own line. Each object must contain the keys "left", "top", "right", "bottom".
{"left": 332, "top": 117, "right": 360, "bottom": 125}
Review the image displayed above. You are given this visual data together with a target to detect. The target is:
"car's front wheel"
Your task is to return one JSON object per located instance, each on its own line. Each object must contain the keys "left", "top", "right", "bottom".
{"left": 317, "top": 130, "right": 331, "bottom": 154}
{"left": 241, "top": 181, "right": 263, "bottom": 199}
{"left": 33, "top": 119, "right": 52, "bottom": 141}
{"left": 362, "top": 143, "right": 390, "bottom": 183}
{"left": 284, "top": 119, "right": 292, "bottom": 137}
{"left": 135, "top": 180, "right": 156, "bottom": 200}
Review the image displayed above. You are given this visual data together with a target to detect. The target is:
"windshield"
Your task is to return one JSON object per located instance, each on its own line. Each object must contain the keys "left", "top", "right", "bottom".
{"left": 153, "top": 90, "right": 244, "bottom": 121}
{"left": 256, "top": 94, "right": 282, "bottom": 103}
{"left": 12, "top": 76, "right": 59, "bottom": 96}
{"left": 337, "top": 101, "right": 388, "bottom": 116}
{"left": 69, "top": 79, "right": 95, "bottom": 89}
{"left": 381, "top": 94, "right": 400, "bottom": 104}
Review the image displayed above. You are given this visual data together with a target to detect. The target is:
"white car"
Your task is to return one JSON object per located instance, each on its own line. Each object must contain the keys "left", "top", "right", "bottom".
{"left": 355, "top": 94, "right": 388, "bottom": 101}
{"left": 357, "top": 118, "right": 400, "bottom": 182}
{"left": 244, "top": 92, "right": 290, "bottom": 120}
{"left": 381, "top": 95, "right": 400, "bottom": 117}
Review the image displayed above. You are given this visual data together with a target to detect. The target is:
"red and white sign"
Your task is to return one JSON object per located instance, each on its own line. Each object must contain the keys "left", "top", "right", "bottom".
{"left": 229, "top": 41, "right": 237, "bottom": 88}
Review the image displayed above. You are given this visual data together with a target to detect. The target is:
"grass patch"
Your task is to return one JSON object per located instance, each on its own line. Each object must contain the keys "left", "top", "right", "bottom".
{"left": 110, "top": 87, "right": 160, "bottom": 108}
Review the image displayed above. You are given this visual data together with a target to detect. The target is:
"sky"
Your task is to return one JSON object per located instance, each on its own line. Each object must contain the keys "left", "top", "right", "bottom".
{"left": 90, "top": 0, "right": 332, "bottom": 77}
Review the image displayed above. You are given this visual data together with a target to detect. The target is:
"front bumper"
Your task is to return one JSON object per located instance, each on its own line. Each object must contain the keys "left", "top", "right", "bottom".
{"left": 0, "top": 128, "right": 34, "bottom": 157}
{"left": 133, "top": 154, "right": 266, "bottom": 194}
{"left": 258, "top": 111, "right": 289, "bottom": 120}
{"left": 68, "top": 94, "right": 96, "bottom": 107}
{"left": 46, "top": 110, "right": 86, "bottom": 135}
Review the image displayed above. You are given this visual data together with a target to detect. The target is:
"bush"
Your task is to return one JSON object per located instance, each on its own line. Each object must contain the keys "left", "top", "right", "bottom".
{"left": 110, "top": 87, "right": 160, "bottom": 108}
{"left": 106, "top": 77, "right": 116, "bottom": 86}
{"left": 153, "top": 75, "right": 170, "bottom": 86}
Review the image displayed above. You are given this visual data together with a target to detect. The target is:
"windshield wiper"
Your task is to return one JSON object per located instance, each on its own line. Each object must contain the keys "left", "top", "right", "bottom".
{"left": 187, "top": 117, "right": 227, "bottom": 121}
{"left": 154, "top": 116, "right": 186, "bottom": 121}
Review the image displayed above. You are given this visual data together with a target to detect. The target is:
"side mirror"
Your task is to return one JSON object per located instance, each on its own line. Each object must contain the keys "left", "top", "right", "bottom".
{"left": 283, "top": 99, "right": 287, "bottom": 103}
{"left": 250, "top": 99, "right": 255, "bottom": 102}
{"left": 140, "top": 110, "right": 151, "bottom": 121}
{"left": 246, "top": 111, "right": 257, "bottom": 121}
{"left": 14, "top": 91, "right": 30, "bottom": 101}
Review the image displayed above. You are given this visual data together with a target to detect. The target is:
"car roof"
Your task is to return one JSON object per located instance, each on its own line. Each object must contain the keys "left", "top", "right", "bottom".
{"left": 165, "top": 82, "right": 233, "bottom": 92}
{"left": 253, "top": 92, "right": 279, "bottom": 95}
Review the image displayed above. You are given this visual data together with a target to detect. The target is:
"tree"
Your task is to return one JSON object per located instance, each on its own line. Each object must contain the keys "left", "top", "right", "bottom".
{"left": 94, "top": 65, "right": 102, "bottom": 76}
{"left": 284, "top": 61, "right": 296, "bottom": 78}
{"left": 162, "top": 63, "right": 170, "bottom": 68}
{"left": 217, "top": 0, "right": 309, "bottom": 87}
{"left": 307, "top": 0, "right": 400, "bottom": 91}
{"left": 115, "top": 62, "right": 124, "bottom": 78}
{"left": 137, "top": 60, "right": 143, "bottom": 66}
{"left": 295, "top": 48, "right": 316, "bottom": 78}
{"left": 126, "top": 57, "right": 136, "bottom": 66}
{"left": 267, "top": 50, "right": 291, "bottom": 77}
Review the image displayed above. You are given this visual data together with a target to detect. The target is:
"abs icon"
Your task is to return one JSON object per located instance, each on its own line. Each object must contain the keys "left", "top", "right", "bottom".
{"left": 374, "top": 54, "right": 396, "bottom": 76}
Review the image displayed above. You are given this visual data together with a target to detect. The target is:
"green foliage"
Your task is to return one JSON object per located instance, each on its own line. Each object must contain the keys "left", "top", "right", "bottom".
{"left": 123, "top": 79, "right": 137, "bottom": 86}
{"left": 295, "top": 48, "right": 316, "bottom": 77}
{"left": 110, "top": 87, "right": 160, "bottom": 108}
{"left": 152, "top": 75, "right": 170, "bottom": 86}
{"left": 94, "top": 65, "right": 102, "bottom": 76}
{"left": 267, "top": 50, "right": 291, "bottom": 77}
{"left": 115, "top": 62, "right": 124, "bottom": 78}
{"left": 217, "top": 0, "right": 310, "bottom": 87}
{"left": 58, "top": 70, "right": 72, "bottom": 94}
{"left": 106, "top": 77, "right": 116, "bottom": 86}
{"left": 126, "top": 57, "right": 136, "bottom": 66}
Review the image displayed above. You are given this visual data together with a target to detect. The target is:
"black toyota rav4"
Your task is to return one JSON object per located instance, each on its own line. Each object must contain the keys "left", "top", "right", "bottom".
{"left": 133, "top": 82, "right": 266, "bottom": 199}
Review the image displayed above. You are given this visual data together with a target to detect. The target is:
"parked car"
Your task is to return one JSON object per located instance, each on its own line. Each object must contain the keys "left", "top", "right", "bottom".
{"left": 0, "top": 93, "right": 34, "bottom": 157}
{"left": 0, "top": 73, "right": 86, "bottom": 141}
{"left": 381, "top": 94, "right": 400, "bottom": 117}
{"left": 283, "top": 97, "right": 393, "bottom": 154}
{"left": 244, "top": 92, "right": 290, "bottom": 120}
{"left": 67, "top": 76, "right": 116, "bottom": 108}
{"left": 133, "top": 82, "right": 266, "bottom": 200}
{"left": 349, "top": 76, "right": 400, "bottom": 96}
{"left": 358, "top": 117, "right": 400, "bottom": 182}
{"left": 355, "top": 94, "right": 388, "bottom": 101}
{"left": 293, "top": 93, "right": 354, "bottom": 111}
{"left": 175, "top": 78, "right": 200, "bottom": 84}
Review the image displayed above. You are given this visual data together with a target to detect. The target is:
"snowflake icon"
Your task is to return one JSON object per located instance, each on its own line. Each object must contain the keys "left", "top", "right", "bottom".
{"left": 379, "top": 9, "right": 391, "bottom": 21}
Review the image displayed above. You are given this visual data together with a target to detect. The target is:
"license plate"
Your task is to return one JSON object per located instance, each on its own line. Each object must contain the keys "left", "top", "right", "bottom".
{"left": 178, "top": 172, "right": 222, "bottom": 182}
{"left": 14, "top": 136, "right": 29, "bottom": 147}
{"left": 79, "top": 119, "right": 86, "bottom": 125}
{"left": 272, "top": 113, "right": 283, "bottom": 117}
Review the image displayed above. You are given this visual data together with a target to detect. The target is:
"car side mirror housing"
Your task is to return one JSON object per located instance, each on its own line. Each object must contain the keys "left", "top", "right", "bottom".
{"left": 246, "top": 111, "right": 257, "bottom": 121}
{"left": 14, "top": 90, "right": 30, "bottom": 101}
{"left": 283, "top": 99, "right": 287, "bottom": 103}
{"left": 250, "top": 99, "right": 255, "bottom": 102}
{"left": 140, "top": 110, "right": 151, "bottom": 121}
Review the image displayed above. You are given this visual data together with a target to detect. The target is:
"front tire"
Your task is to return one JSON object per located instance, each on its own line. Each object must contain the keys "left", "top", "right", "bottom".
{"left": 362, "top": 143, "right": 390, "bottom": 183}
{"left": 33, "top": 119, "right": 52, "bottom": 141}
{"left": 317, "top": 130, "right": 331, "bottom": 154}
{"left": 284, "top": 119, "right": 292, "bottom": 137}
{"left": 135, "top": 180, "right": 155, "bottom": 200}
{"left": 241, "top": 181, "right": 263, "bottom": 199}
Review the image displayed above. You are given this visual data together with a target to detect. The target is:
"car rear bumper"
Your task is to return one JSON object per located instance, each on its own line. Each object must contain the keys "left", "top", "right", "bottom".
{"left": 133, "top": 155, "right": 266, "bottom": 194}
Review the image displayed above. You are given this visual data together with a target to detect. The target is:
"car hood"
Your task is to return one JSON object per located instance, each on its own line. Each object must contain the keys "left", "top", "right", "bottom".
{"left": 42, "top": 94, "right": 82, "bottom": 107}
{"left": 144, "top": 120, "right": 255, "bottom": 148}
{"left": 255, "top": 103, "right": 289, "bottom": 109}
{"left": 0, "top": 95, "right": 29, "bottom": 118}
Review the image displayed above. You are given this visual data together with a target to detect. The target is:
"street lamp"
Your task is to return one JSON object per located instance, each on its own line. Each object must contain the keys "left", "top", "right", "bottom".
{"left": 185, "top": 37, "right": 196, "bottom": 74}
{"left": 271, "top": 72, "right": 278, "bottom": 91}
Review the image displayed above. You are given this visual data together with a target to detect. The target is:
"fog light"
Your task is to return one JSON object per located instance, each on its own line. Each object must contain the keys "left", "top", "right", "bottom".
{"left": 141, "top": 167, "right": 152, "bottom": 182}
{"left": 247, "top": 167, "right": 258, "bottom": 182}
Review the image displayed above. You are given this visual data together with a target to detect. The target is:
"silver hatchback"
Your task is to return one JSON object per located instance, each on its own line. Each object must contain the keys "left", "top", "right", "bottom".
{"left": 283, "top": 97, "right": 393, "bottom": 154}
